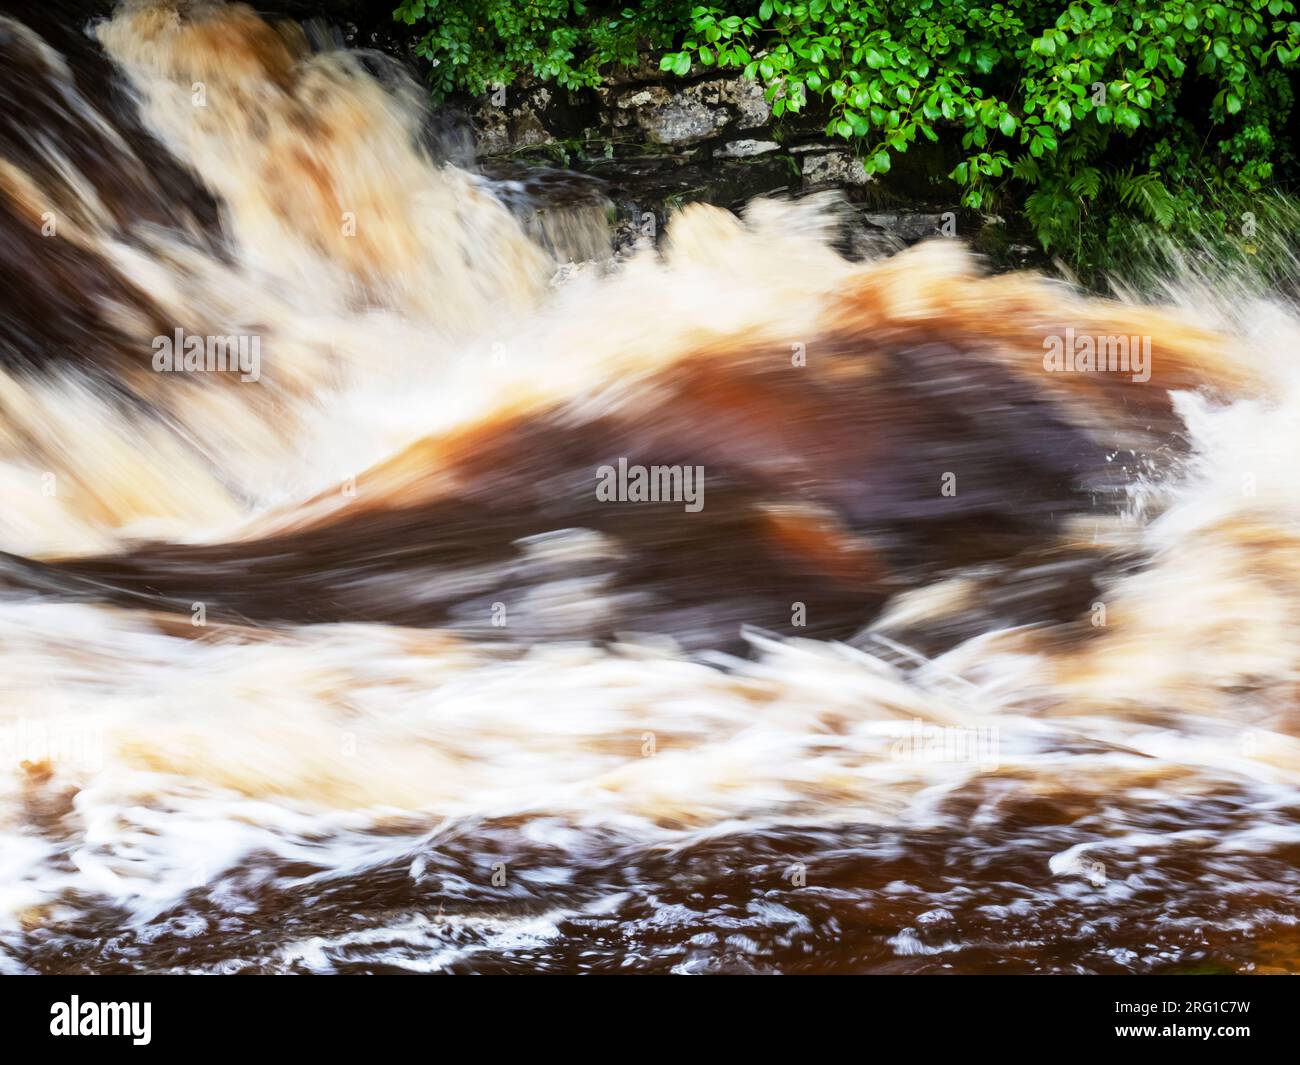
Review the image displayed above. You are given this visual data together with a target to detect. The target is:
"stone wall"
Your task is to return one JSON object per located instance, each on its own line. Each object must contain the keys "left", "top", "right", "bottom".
{"left": 463, "top": 62, "right": 1015, "bottom": 260}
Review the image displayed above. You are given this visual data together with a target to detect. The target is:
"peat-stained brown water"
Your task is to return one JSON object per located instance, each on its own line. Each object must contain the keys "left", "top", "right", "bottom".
{"left": 2, "top": 1, "right": 1300, "bottom": 975}
{"left": 18, "top": 791, "right": 1300, "bottom": 974}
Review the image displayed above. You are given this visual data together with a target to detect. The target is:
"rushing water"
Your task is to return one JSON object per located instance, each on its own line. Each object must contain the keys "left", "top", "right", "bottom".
{"left": 1, "top": 0, "right": 1299, "bottom": 975}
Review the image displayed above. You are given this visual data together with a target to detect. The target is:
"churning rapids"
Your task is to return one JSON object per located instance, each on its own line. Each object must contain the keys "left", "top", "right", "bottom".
{"left": 2, "top": 0, "right": 1299, "bottom": 975}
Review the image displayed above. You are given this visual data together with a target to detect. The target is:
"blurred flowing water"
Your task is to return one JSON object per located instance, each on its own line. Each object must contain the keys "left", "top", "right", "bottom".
{"left": 1, "top": 0, "right": 1299, "bottom": 975}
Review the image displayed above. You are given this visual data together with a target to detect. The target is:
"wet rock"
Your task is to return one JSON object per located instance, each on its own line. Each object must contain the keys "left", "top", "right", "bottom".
{"left": 715, "top": 139, "right": 781, "bottom": 158}
{"left": 789, "top": 140, "right": 839, "bottom": 155}
{"left": 472, "top": 83, "right": 603, "bottom": 156}
{"left": 802, "top": 150, "right": 871, "bottom": 188}
{"left": 971, "top": 219, "right": 1051, "bottom": 272}
{"left": 478, "top": 163, "right": 613, "bottom": 262}
{"left": 474, "top": 86, "right": 556, "bottom": 154}
{"left": 593, "top": 155, "right": 792, "bottom": 253}
{"left": 844, "top": 225, "right": 907, "bottom": 262}
{"left": 615, "top": 85, "right": 728, "bottom": 147}
{"left": 717, "top": 76, "right": 771, "bottom": 129}
{"left": 861, "top": 211, "right": 951, "bottom": 243}
{"left": 610, "top": 76, "right": 770, "bottom": 148}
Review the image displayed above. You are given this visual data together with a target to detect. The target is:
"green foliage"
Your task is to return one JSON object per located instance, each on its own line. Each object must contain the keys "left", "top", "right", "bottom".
{"left": 396, "top": 0, "right": 1300, "bottom": 266}
{"left": 659, "top": 1, "right": 1300, "bottom": 255}
{"left": 1070, "top": 186, "right": 1300, "bottom": 290}
{"left": 393, "top": 1, "right": 689, "bottom": 94}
